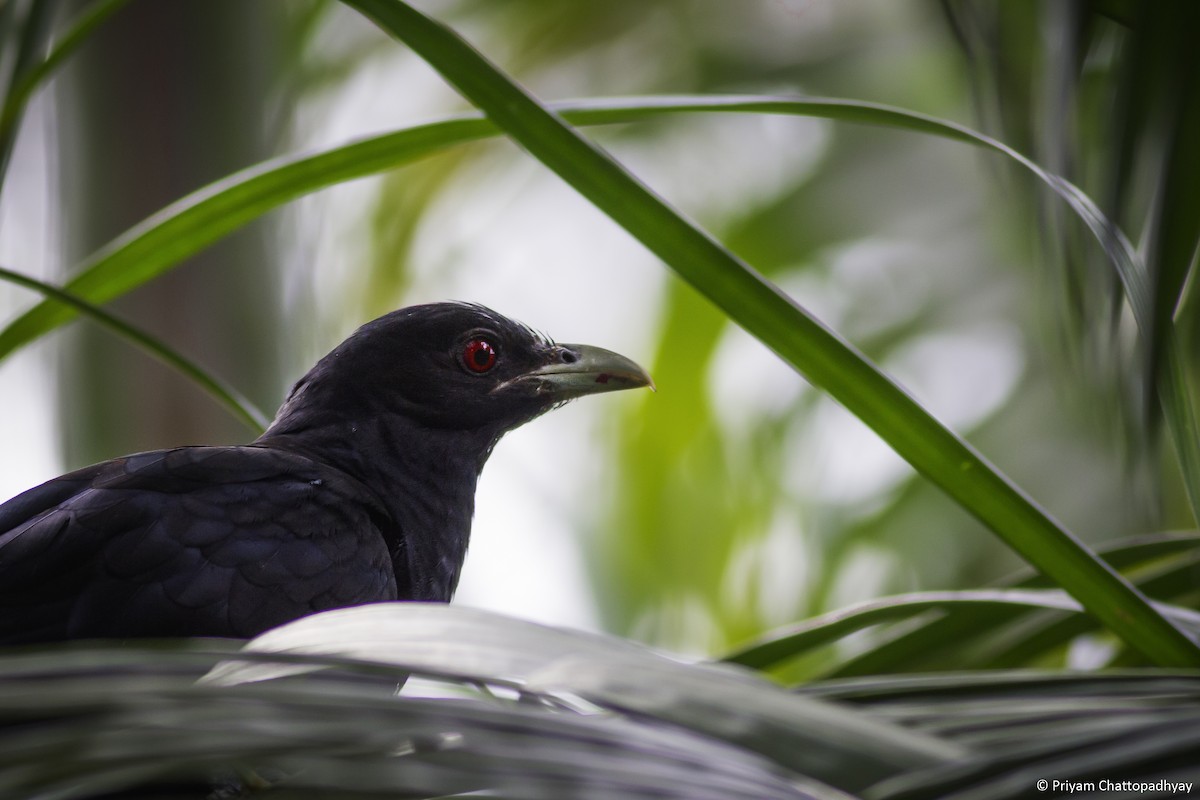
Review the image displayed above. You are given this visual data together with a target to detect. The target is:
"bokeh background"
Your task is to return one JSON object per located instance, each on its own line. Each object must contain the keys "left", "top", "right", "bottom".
{"left": 0, "top": 0, "right": 1182, "bottom": 660}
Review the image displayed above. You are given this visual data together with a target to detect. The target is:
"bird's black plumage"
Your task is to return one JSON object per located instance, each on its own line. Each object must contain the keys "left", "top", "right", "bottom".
{"left": 0, "top": 302, "right": 651, "bottom": 643}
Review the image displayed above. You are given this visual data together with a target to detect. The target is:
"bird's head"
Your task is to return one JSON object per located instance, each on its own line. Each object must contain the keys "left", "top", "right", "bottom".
{"left": 266, "top": 302, "right": 653, "bottom": 441}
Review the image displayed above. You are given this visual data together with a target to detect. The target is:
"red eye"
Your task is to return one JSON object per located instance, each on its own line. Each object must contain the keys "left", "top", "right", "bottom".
{"left": 462, "top": 339, "right": 497, "bottom": 373}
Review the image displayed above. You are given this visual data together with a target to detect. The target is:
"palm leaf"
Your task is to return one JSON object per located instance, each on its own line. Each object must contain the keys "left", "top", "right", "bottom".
{"left": 207, "top": 603, "right": 957, "bottom": 791}
{"left": 0, "top": 93, "right": 1178, "bottom": 481}
{"left": 0, "top": 605, "right": 933, "bottom": 798}
{"left": 808, "top": 671, "right": 1200, "bottom": 799}
{"left": 725, "top": 534, "right": 1200, "bottom": 677}
{"left": 938, "top": 0, "right": 1200, "bottom": 521}
{"left": 4, "top": 606, "right": 1198, "bottom": 799}
{"left": 0, "top": 94, "right": 1151, "bottom": 359}
{"left": 724, "top": 589, "right": 1200, "bottom": 674}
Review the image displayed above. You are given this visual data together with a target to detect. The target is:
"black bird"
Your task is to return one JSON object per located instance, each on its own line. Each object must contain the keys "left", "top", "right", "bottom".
{"left": 0, "top": 302, "right": 652, "bottom": 644}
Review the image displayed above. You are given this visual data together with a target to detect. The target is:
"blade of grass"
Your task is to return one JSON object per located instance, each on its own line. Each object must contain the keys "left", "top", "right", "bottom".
{"left": 0, "top": 95, "right": 1163, "bottom": 361}
{"left": 724, "top": 590, "right": 1081, "bottom": 672}
{"left": 0, "top": 0, "right": 56, "bottom": 193}
{"left": 0, "top": 115, "right": 499, "bottom": 358}
{"left": 1004, "top": 532, "right": 1200, "bottom": 587}
{"left": 748, "top": 534, "right": 1200, "bottom": 678}
{"left": 826, "top": 544, "right": 1200, "bottom": 678}
{"left": 846, "top": 560, "right": 1200, "bottom": 677}
{"left": 803, "top": 669, "right": 1200, "bottom": 704}
{"left": 722, "top": 589, "right": 1200, "bottom": 673}
{"left": 0, "top": 0, "right": 133, "bottom": 166}
{"left": 0, "top": 266, "right": 269, "bottom": 432}
{"left": 340, "top": 0, "right": 1200, "bottom": 667}
{"left": 990, "top": 555, "right": 1200, "bottom": 671}
{"left": 1116, "top": 2, "right": 1200, "bottom": 521}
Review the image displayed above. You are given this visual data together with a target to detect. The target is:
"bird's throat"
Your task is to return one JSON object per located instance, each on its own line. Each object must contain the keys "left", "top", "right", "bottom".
{"left": 256, "top": 415, "right": 496, "bottom": 603}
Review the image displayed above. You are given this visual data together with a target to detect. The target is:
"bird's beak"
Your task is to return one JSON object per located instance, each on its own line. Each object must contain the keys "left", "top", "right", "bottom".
{"left": 504, "top": 343, "right": 655, "bottom": 399}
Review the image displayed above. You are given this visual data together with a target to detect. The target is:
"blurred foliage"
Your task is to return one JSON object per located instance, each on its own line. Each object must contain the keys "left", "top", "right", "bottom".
{"left": 3, "top": 0, "right": 1198, "bottom": 659}
{"left": 941, "top": 0, "right": 1200, "bottom": 515}
{"left": 2, "top": 603, "right": 1199, "bottom": 798}
{"left": 2, "top": 0, "right": 1200, "bottom": 795}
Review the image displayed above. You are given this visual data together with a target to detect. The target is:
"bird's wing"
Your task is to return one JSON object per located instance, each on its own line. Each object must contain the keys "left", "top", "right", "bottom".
{"left": 0, "top": 446, "right": 397, "bottom": 643}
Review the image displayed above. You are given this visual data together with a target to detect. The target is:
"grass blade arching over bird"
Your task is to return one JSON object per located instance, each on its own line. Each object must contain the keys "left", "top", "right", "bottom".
{"left": 337, "top": 0, "right": 1200, "bottom": 667}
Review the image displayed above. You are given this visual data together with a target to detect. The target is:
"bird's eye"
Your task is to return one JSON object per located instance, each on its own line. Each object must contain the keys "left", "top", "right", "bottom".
{"left": 462, "top": 339, "right": 497, "bottom": 373}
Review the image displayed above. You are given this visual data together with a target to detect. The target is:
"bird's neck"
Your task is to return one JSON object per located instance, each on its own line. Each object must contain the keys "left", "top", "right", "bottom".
{"left": 256, "top": 414, "right": 499, "bottom": 602}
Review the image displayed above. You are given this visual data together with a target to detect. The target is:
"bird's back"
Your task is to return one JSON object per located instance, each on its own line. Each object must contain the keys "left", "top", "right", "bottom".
{"left": 0, "top": 445, "right": 398, "bottom": 643}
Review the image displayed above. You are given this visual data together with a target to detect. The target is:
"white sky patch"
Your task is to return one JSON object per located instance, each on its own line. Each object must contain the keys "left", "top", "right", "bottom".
{"left": 820, "top": 238, "right": 935, "bottom": 339}
{"left": 789, "top": 398, "right": 912, "bottom": 506}
{"left": 0, "top": 346, "right": 58, "bottom": 501}
{"left": 708, "top": 322, "right": 806, "bottom": 437}
{"left": 771, "top": 233, "right": 1024, "bottom": 510}
{"left": 456, "top": 404, "right": 604, "bottom": 631}
{"left": 884, "top": 324, "right": 1025, "bottom": 433}
{"left": 1067, "top": 634, "right": 1118, "bottom": 671}
{"left": 775, "top": 238, "right": 942, "bottom": 342}
{"left": 755, "top": 510, "right": 812, "bottom": 626}
{"left": 629, "top": 591, "right": 723, "bottom": 657}
{"left": 407, "top": 153, "right": 666, "bottom": 351}
{"left": 825, "top": 543, "right": 896, "bottom": 611}
{"left": 722, "top": 509, "right": 812, "bottom": 628}
{"left": 601, "top": 112, "right": 829, "bottom": 225}
{"left": 785, "top": 323, "right": 1022, "bottom": 508}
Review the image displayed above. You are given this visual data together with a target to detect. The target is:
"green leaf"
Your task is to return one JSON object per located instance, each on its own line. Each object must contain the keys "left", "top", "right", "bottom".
{"left": 0, "top": 266, "right": 269, "bottom": 432}
{"left": 338, "top": 0, "right": 1200, "bottom": 667}
{"left": 725, "top": 534, "right": 1200, "bottom": 677}
{"left": 0, "top": 116, "right": 497, "bottom": 359}
{"left": 831, "top": 536, "right": 1200, "bottom": 677}
{"left": 0, "top": 0, "right": 132, "bottom": 194}
{"left": 806, "top": 671, "right": 1200, "bottom": 799}
{"left": 0, "top": 0, "right": 55, "bottom": 189}
{"left": 0, "top": 665, "right": 818, "bottom": 799}
{"left": 0, "top": 94, "right": 1156, "bottom": 362}
{"left": 0, "top": 95, "right": 1129, "bottom": 361}
{"left": 723, "top": 589, "right": 1200, "bottom": 673}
